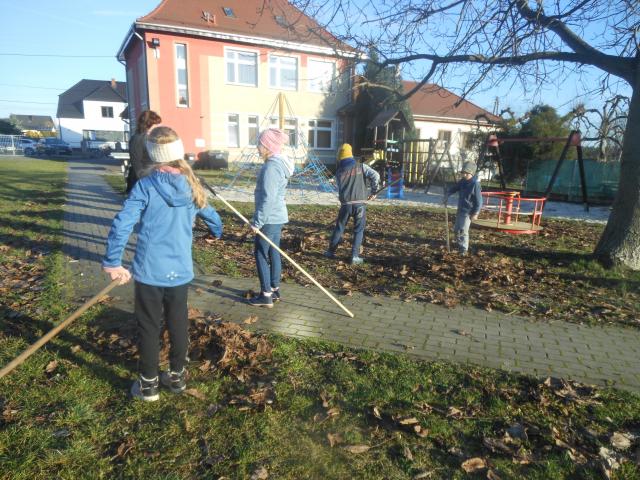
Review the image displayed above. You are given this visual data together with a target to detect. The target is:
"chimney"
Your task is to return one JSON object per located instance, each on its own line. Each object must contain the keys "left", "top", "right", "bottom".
{"left": 111, "top": 78, "right": 116, "bottom": 89}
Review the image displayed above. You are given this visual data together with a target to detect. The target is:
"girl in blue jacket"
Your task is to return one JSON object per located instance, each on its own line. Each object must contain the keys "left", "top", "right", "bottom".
{"left": 249, "top": 128, "right": 294, "bottom": 308}
{"left": 103, "top": 126, "right": 223, "bottom": 401}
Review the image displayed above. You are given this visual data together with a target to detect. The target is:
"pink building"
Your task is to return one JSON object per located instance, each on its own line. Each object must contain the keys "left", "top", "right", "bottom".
{"left": 117, "top": 0, "right": 357, "bottom": 162}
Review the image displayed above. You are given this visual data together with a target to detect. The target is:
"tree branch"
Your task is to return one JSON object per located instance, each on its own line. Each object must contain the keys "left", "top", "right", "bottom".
{"left": 514, "top": 0, "right": 636, "bottom": 81}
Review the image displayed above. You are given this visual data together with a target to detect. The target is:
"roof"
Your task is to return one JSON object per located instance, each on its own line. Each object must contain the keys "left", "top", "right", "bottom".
{"left": 403, "top": 81, "right": 500, "bottom": 124}
{"left": 9, "top": 114, "right": 55, "bottom": 131}
{"left": 367, "top": 109, "right": 411, "bottom": 130}
{"left": 57, "top": 79, "right": 127, "bottom": 119}
{"left": 124, "top": 0, "right": 356, "bottom": 57}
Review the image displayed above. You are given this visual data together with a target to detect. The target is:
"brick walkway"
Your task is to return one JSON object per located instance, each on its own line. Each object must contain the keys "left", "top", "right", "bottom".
{"left": 63, "top": 158, "right": 640, "bottom": 392}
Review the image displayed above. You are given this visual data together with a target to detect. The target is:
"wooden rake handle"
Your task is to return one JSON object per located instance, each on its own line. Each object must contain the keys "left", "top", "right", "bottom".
{"left": 0, "top": 280, "right": 120, "bottom": 380}
{"left": 198, "top": 177, "right": 354, "bottom": 318}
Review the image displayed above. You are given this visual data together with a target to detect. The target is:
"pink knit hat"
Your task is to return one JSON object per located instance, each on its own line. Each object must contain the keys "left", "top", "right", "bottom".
{"left": 258, "top": 128, "right": 288, "bottom": 155}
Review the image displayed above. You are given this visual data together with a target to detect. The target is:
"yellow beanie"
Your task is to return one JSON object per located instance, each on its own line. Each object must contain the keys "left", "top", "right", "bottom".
{"left": 337, "top": 143, "right": 353, "bottom": 161}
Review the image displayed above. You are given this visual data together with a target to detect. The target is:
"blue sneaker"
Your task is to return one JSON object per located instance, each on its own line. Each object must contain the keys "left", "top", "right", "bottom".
{"left": 249, "top": 293, "right": 273, "bottom": 308}
{"left": 271, "top": 289, "right": 281, "bottom": 302}
{"left": 351, "top": 256, "right": 364, "bottom": 265}
{"left": 323, "top": 250, "right": 336, "bottom": 259}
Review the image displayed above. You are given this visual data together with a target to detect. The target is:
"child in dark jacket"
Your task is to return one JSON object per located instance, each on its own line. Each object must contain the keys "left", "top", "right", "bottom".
{"left": 103, "top": 126, "right": 223, "bottom": 401}
{"left": 445, "top": 160, "right": 482, "bottom": 255}
{"left": 324, "top": 143, "right": 380, "bottom": 265}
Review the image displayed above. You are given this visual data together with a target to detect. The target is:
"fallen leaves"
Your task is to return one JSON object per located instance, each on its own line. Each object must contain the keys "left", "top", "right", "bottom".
{"left": 461, "top": 457, "right": 486, "bottom": 473}
{"left": 343, "top": 444, "right": 371, "bottom": 454}
{"left": 193, "top": 209, "right": 639, "bottom": 327}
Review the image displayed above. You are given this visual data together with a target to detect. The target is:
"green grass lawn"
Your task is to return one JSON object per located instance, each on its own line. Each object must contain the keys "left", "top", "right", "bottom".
{"left": 2, "top": 160, "right": 637, "bottom": 479}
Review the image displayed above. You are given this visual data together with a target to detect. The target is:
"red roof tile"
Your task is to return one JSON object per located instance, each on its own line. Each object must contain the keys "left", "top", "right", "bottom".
{"left": 136, "top": 0, "right": 355, "bottom": 54}
{"left": 404, "top": 81, "right": 500, "bottom": 123}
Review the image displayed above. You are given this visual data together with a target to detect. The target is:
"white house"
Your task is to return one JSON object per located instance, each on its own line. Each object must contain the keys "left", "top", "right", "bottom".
{"left": 405, "top": 81, "right": 499, "bottom": 160}
{"left": 57, "top": 79, "right": 129, "bottom": 149}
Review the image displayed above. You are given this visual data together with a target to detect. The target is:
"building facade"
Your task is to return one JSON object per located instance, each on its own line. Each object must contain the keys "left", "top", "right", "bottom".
{"left": 117, "top": 0, "right": 357, "bottom": 164}
{"left": 405, "top": 81, "right": 500, "bottom": 160}
{"left": 57, "top": 79, "right": 129, "bottom": 149}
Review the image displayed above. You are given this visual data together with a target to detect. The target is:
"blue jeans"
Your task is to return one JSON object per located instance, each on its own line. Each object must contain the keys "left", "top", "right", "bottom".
{"left": 454, "top": 212, "right": 471, "bottom": 253}
{"left": 254, "top": 223, "right": 283, "bottom": 293}
{"left": 328, "top": 203, "right": 366, "bottom": 258}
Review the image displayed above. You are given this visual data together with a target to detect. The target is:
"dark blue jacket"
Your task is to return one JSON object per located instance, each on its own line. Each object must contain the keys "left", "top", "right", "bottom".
{"left": 335, "top": 157, "right": 380, "bottom": 204}
{"left": 447, "top": 176, "right": 482, "bottom": 216}
{"left": 103, "top": 170, "right": 223, "bottom": 287}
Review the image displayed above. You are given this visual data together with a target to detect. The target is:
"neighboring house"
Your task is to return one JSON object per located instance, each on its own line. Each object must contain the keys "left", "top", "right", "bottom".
{"left": 117, "top": 0, "right": 358, "bottom": 164}
{"left": 57, "top": 79, "right": 129, "bottom": 149}
{"left": 9, "top": 114, "right": 56, "bottom": 137}
{"left": 404, "top": 81, "right": 500, "bottom": 159}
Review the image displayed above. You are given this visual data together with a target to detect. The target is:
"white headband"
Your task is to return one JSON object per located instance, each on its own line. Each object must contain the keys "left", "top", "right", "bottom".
{"left": 146, "top": 138, "right": 185, "bottom": 163}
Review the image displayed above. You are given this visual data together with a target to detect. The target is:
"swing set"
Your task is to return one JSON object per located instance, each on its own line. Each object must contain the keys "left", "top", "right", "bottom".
{"left": 473, "top": 130, "right": 589, "bottom": 234}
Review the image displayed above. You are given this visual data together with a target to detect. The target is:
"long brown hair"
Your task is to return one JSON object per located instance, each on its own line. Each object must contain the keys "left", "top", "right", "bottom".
{"left": 136, "top": 110, "right": 162, "bottom": 134}
{"left": 147, "top": 127, "right": 207, "bottom": 208}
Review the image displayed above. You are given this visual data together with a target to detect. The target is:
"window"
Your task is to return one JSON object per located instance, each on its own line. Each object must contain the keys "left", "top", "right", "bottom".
{"left": 248, "top": 115, "right": 259, "bottom": 146}
{"left": 307, "top": 59, "right": 335, "bottom": 92}
{"left": 222, "top": 7, "right": 235, "bottom": 17}
{"left": 437, "top": 130, "right": 452, "bottom": 149}
{"left": 270, "top": 117, "right": 298, "bottom": 147}
{"left": 269, "top": 55, "right": 297, "bottom": 90}
{"left": 83, "top": 130, "right": 126, "bottom": 142}
{"left": 459, "top": 132, "right": 475, "bottom": 150}
{"left": 308, "top": 119, "right": 333, "bottom": 149}
{"left": 175, "top": 44, "right": 189, "bottom": 106}
{"left": 226, "top": 49, "right": 258, "bottom": 86}
{"left": 227, "top": 114, "right": 239, "bottom": 147}
{"left": 101, "top": 106, "right": 114, "bottom": 118}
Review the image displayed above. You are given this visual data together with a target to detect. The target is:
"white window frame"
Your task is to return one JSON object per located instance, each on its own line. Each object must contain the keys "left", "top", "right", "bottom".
{"left": 175, "top": 43, "right": 189, "bottom": 107}
{"left": 307, "top": 119, "right": 334, "bottom": 150}
{"left": 269, "top": 54, "right": 298, "bottom": 91}
{"left": 247, "top": 114, "right": 259, "bottom": 146}
{"left": 307, "top": 58, "right": 336, "bottom": 93}
{"left": 269, "top": 116, "right": 298, "bottom": 147}
{"left": 227, "top": 113, "right": 240, "bottom": 147}
{"left": 225, "top": 46, "right": 259, "bottom": 87}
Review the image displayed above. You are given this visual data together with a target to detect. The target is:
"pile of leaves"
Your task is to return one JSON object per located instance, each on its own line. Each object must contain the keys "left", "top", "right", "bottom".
{"left": 195, "top": 204, "right": 640, "bottom": 327}
{"left": 94, "top": 308, "right": 275, "bottom": 409}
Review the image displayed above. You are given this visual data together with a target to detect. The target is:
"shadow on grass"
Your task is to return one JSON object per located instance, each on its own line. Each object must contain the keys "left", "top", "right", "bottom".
{"left": 0, "top": 305, "right": 134, "bottom": 389}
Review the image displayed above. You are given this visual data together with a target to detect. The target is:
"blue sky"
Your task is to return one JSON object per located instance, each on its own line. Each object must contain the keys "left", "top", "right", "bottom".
{"left": 0, "top": 0, "right": 158, "bottom": 121}
{"left": 0, "top": 1, "right": 630, "bottom": 124}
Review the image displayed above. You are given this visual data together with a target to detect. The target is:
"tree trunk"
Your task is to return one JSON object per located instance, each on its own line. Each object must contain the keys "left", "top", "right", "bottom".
{"left": 595, "top": 71, "right": 640, "bottom": 269}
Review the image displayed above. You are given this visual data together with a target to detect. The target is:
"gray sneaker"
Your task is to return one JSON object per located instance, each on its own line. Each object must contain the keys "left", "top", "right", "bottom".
{"left": 351, "top": 256, "right": 364, "bottom": 265}
{"left": 160, "top": 368, "right": 186, "bottom": 393}
{"left": 131, "top": 375, "right": 160, "bottom": 401}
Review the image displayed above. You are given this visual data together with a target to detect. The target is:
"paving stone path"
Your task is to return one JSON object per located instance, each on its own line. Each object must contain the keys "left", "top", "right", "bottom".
{"left": 63, "top": 158, "right": 640, "bottom": 392}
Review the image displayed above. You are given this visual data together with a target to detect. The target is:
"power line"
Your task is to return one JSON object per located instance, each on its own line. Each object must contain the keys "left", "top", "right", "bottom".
{"left": 0, "top": 99, "right": 57, "bottom": 105}
{"left": 0, "top": 53, "right": 114, "bottom": 58}
{"left": 0, "top": 83, "right": 65, "bottom": 91}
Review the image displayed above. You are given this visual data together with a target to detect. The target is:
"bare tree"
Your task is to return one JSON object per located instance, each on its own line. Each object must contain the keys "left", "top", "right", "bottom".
{"left": 573, "top": 96, "right": 628, "bottom": 162}
{"left": 290, "top": 0, "right": 640, "bottom": 269}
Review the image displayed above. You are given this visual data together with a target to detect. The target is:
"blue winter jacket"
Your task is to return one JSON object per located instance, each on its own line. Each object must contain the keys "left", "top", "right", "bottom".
{"left": 253, "top": 153, "right": 294, "bottom": 229}
{"left": 103, "top": 170, "right": 223, "bottom": 287}
{"left": 447, "top": 176, "right": 483, "bottom": 216}
{"left": 335, "top": 157, "right": 380, "bottom": 204}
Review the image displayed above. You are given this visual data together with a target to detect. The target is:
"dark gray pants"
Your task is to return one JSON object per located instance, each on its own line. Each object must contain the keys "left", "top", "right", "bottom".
{"left": 134, "top": 281, "right": 189, "bottom": 378}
